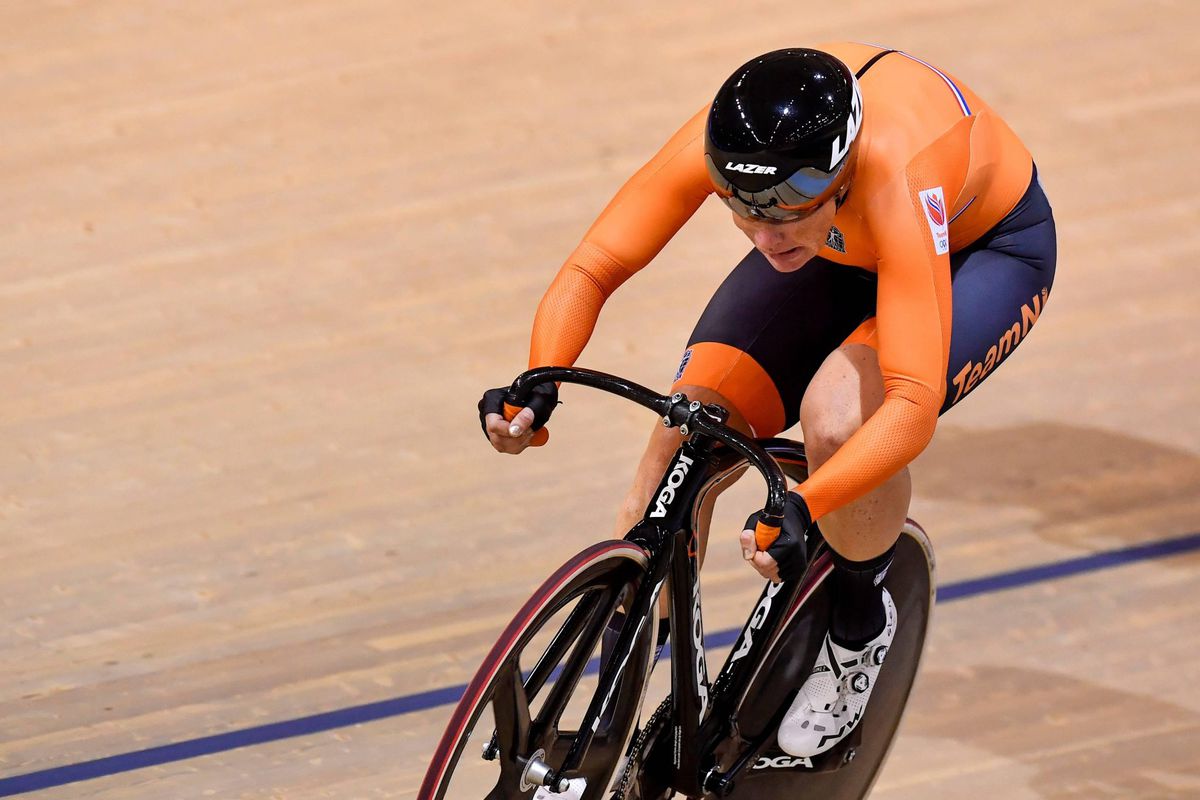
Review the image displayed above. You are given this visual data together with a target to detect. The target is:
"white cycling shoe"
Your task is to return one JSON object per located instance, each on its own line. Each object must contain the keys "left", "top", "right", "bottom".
{"left": 777, "top": 588, "right": 897, "bottom": 758}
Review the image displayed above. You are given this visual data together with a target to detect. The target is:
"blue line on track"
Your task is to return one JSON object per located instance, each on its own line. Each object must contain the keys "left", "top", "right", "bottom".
{"left": 2, "top": 530, "right": 1198, "bottom": 797}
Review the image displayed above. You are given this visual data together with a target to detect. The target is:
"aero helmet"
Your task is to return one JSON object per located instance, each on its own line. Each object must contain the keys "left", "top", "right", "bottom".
{"left": 705, "top": 48, "right": 863, "bottom": 221}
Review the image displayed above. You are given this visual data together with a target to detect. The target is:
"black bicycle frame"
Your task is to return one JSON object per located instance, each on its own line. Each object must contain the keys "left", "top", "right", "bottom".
{"left": 505, "top": 367, "right": 811, "bottom": 796}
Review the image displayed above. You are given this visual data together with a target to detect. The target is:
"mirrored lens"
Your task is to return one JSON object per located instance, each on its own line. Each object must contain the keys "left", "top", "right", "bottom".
{"left": 706, "top": 156, "right": 849, "bottom": 221}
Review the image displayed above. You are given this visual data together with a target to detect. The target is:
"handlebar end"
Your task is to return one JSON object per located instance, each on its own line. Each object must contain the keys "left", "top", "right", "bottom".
{"left": 503, "top": 401, "right": 550, "bottom": 447}
{"left": 754, "top": 519, "right": 782, "bottom": 550}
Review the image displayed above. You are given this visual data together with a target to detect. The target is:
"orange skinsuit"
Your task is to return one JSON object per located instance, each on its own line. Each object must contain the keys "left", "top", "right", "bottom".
{"left": 526, "top": 42, "right": 1034, "bottom": 522}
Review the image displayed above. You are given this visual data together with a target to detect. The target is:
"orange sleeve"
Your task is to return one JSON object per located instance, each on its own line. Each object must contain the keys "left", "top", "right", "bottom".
{"left": 795, "top": 145, "right": 964, "bottom": 521}
{"left": 528, "top": 106, "right": 713, "bottom": 368}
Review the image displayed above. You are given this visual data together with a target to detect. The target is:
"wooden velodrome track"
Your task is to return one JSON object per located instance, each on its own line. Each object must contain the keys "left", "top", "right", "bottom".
{"left": 2, "top": 1, "right": 1198, "bottom": 797}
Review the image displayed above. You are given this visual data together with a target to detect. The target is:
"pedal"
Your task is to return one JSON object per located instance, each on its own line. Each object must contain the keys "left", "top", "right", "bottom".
{"left": 811, "top": 713, "right": 865, "bottom": 771}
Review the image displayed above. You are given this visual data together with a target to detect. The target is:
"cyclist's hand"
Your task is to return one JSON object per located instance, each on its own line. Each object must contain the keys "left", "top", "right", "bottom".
{"left": 478, "top": 383, "right": 558, "bottom": 454}
{"left": 740, "top": 492, "right": 812, "bottom": 583}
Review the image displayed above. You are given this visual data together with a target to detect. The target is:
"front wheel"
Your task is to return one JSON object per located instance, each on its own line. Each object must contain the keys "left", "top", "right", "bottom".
{"left": 419, "top": 541, "right": 659, "bottom": 800}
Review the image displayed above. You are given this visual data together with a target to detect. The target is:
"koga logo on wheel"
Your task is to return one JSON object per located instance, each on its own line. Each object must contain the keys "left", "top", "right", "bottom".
{"left": 729, "top": 579, "right": 786, "bottom": 664}
{"left": 753, "top": 755, "right": 814, "bottom": 770}
{"left": 650, "top": 454, "right": 694, "bottom": 518}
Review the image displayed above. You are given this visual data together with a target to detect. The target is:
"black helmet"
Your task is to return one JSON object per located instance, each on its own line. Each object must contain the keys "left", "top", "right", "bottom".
{"left": 705, "top": 48, "right": 863, "bottom": 221}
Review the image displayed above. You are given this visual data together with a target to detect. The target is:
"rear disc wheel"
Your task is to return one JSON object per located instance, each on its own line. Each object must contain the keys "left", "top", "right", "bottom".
{"left": 723, "top": 520, "right": 936, "bottom": 799}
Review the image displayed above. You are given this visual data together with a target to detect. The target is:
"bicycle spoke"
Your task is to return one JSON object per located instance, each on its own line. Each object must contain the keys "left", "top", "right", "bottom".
{"left": 480, "top": 651, "right": 562, "bottom": 800}
{"left": 521, "top": 590, "right": 600, "bottom": 700}
{"left": 487, "top": 659, "right": 571, "bottom": 800}
{"left": 535, "top": 584, "right": 621, "bottom": 736}
{"left": 419, "top": 541, "right": 658, "bottom": 800}
{"left": 492, "top": 660, "right": 533, "bottom": 784}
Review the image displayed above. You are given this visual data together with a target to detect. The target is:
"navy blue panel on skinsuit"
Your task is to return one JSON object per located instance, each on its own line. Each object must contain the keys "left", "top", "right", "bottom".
{"left": 681, "top": 167, "right": 1056, "bottom": 429}
{"left": 940, "top": 168, "right": 1056, "bottom": 412}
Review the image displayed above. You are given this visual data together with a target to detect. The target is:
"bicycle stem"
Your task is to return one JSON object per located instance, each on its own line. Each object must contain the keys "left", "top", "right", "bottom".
{"left": 506, "top": 367, "right": 789, "bottom": 527}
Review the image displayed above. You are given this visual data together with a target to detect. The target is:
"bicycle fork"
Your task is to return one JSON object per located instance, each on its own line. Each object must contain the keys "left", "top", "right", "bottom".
{"left": 544, "top": 436, "right": 715, "bottom": 792}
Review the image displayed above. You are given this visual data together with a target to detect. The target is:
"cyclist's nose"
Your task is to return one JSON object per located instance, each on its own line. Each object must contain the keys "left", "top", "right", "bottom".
{"left": 749, "top": 224, "right": 789, "bottom": 252}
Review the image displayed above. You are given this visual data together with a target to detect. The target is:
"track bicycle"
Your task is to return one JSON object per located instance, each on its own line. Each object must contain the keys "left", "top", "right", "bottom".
{"left": 419, "top": 367, "right": 936, "bottom": 799}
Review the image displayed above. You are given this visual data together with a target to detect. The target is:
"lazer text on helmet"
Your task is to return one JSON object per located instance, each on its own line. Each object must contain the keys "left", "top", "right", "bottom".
{"left": 725, "top": 163, "right": 778, "bottom": 175}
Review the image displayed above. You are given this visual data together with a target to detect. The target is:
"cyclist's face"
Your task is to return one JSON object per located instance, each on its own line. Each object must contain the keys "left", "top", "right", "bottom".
{"left": 730, "top": 199, "right": 838, "bottom": 272}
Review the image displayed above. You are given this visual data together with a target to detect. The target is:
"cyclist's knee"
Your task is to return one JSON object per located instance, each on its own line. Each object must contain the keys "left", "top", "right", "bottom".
{"left": 800, "top": 407, "right": 862, "bottom": 467}
{"left": 800, "top": 345, "right": 884, "bottom": 466}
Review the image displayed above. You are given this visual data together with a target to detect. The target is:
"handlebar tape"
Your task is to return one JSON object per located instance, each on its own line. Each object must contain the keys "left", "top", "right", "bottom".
{"left": 754, "top": 519, "right": 782, "bottom": 551}
{"left": 503, "top": 402, "right": 550, "bottom": 447}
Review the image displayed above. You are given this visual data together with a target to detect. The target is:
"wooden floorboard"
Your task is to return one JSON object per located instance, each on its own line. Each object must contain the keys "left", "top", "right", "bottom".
{"left": 1, "top": 1, "right": 1197, "bottom": 796}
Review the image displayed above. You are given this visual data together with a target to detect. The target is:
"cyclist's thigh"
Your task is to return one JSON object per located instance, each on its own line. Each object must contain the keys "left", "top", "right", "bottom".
{"left": 941, "top": 169, "right": 1057, "bottom": 411}
{"left": 672, "top": 248, "right": 877, "bottom": 438}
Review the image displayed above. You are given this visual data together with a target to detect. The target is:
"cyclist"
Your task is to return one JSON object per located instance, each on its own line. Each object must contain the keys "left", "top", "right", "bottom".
{"left": 481, "top": 43, "right": 1056, "bottom": 760}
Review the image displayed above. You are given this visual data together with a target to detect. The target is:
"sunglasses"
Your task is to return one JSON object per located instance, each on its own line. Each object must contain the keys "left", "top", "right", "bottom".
{"left": 705, "top": 154, "right": 854, "bottom": 222}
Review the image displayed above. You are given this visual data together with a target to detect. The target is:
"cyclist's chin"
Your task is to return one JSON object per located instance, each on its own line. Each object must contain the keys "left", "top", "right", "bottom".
{"left": 762, "top": 246, "right": 812, "bottom": 272}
